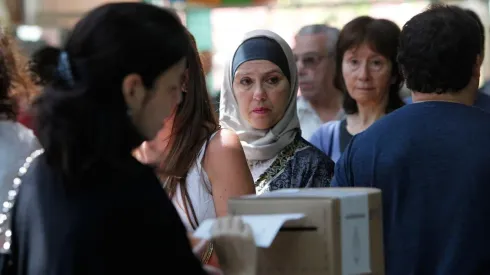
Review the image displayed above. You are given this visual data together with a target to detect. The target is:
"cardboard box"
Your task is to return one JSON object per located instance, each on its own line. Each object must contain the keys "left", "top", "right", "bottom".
{"left": 228, "top": 187, "right": 384, "bottom": 275}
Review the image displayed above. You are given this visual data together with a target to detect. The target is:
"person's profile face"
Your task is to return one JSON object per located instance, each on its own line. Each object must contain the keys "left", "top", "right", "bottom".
{"left": 141, "top": 58, "right": 187, "bottom": 139}
{"left": 124, "top": 58, "right": 187, "bottom": 140}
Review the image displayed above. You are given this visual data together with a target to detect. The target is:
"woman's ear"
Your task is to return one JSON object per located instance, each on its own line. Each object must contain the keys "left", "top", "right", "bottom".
{"left": 122, "top": 73, "right": 146, "bottom": 116}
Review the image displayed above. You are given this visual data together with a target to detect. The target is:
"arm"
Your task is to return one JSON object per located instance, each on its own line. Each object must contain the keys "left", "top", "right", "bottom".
{"left": 198, "top": 129, "right": 255, "bottom": 268}
{"left": 204, "top": 129, "right": 256, "bottom": 217}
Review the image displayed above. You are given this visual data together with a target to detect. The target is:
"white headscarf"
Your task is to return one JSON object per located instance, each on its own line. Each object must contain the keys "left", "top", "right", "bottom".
{"left": 219, "top": 30, "right": 300, "bottom": 161}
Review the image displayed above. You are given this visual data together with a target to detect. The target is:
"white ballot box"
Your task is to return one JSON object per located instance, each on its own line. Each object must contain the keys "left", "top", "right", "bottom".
{"left": 195, "top": 187, "right": 385, "bottom": 275}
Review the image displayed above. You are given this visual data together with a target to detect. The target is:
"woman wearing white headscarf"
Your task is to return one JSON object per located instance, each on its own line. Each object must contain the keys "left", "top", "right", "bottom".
{"left": 220, "top": 30, "right": 334, "bottom": 194}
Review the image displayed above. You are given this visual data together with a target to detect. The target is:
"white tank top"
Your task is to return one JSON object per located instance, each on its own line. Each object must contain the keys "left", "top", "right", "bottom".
{"left": 171, "top": 132, "right": 218, "bottom": 232}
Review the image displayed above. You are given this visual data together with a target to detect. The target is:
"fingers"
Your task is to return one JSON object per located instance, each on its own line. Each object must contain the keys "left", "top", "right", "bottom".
{"left": 242, "top": 222, "right": 253, "bottom": 239}
{"left": 231, "top": 216, "right": 243, "bottom": 232}
{"left": 210, "top": 217, "right": 223, "bottom": 237}
{"left": 203, "top": 265, "right": 224, "bottom": 275}
{"left": 192, "top": 239, "right": 208, "bottom": 256}
{"left": 211, "top": 216, "right": 251, "bottom": 238}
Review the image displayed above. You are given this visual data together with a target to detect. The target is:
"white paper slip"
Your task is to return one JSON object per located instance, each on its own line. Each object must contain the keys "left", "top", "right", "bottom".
{"left": 193, "top": 213, "right": 305, "bottom": 248}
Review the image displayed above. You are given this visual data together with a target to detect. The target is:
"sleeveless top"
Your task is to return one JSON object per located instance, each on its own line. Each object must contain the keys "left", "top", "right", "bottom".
{"left": 171, "top": 131, "right": 219, "bottom": 232}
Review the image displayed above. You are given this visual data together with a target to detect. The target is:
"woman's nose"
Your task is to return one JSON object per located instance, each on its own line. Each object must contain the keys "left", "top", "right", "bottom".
{"left": 252, "top": 85, "right": 267, "bottom": 101}
{"left": 358, "top": 62, "right": 371, "bottom": 81}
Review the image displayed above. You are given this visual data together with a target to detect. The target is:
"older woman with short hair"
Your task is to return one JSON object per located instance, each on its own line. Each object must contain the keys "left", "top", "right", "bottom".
{"left": 309, "top": 16, "right": 405, "bottom": 163}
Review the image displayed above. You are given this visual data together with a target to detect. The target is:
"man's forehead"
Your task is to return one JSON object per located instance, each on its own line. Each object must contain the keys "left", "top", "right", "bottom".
{"left": 293, "top": 34, "right": 328, "bottom": 53}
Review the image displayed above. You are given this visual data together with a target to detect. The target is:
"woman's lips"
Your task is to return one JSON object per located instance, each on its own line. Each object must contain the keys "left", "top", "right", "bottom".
{"left": 252, "top": 107, "right": 270, "bottom": 114}
{"left": 299, "top": 82, "right": 313, "bottom": 90}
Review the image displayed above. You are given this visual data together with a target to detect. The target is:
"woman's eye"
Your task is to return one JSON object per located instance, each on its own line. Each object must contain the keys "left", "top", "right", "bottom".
{"left": 370, "top": 60, "right": 384, "bottom": 71}
{"left": 240, "top": 78, "right": 252, "bottom": 86}
{"left": 266, "top": 77, "right": 279, "bottom": 84}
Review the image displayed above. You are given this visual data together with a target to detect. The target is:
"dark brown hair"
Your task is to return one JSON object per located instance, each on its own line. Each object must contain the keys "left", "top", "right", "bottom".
{"left": 398, "top": 4, "right": 481, "bottom": 94}
{"left": 159, "top": 31, "right": 219, "bottom": 229}
{"left": 0, "top": 28, "right": 37, "bottom": 120}
{"left": 35, "top": 3, "right": 189, "bottom": 179}
{"left": 29, "top": 46, "right": 61, "bottom": 86}
{"left": 334, "top": 16, "right": 404, "bottom": 115}
{"left": 464, "top": 9, "right": 484, "bottom": 60}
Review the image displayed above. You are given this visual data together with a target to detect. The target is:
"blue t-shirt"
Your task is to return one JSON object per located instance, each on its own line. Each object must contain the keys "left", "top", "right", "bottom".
{"left": 332, "top": 102, "right": 490, "bottom": 275}
{"left": 404, "top": 91, "right": 490, "bottom": 112}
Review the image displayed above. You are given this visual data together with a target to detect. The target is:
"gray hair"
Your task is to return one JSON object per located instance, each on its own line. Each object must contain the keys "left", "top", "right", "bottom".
{"left": 296, "top": 24, "right": 340, "bottom": 57}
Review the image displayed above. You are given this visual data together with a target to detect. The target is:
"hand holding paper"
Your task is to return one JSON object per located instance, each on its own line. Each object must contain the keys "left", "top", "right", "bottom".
{"left": 210, "top": 216, "right": 257, "bottom": 275}
{"left": 194, "top": 213, "right": 305, "bottom": 248}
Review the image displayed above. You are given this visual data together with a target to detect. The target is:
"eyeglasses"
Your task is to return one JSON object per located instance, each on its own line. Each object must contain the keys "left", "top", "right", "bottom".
{"left": 294, "top": 53, "right": 329, "bottom": 69}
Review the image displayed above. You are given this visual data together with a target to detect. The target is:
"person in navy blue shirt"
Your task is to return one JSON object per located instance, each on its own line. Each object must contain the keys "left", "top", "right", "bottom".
{"left": 404, "top": 91, "right": 490, "bottom": 112}
{"left": 332, "top": 5, "right": 490, "bottom": 275}
{"left": 403, "top": 8, "right": 490, "bottom": 113}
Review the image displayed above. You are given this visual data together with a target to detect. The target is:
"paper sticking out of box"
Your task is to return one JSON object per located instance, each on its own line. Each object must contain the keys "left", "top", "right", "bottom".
{"left": 193, "top": 213, "right": 305, "bottom": 248}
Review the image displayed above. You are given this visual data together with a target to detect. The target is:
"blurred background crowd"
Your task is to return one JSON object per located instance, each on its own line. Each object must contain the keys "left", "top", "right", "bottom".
{"left": 3, "top": 0, "right": 490, "bottom": 104}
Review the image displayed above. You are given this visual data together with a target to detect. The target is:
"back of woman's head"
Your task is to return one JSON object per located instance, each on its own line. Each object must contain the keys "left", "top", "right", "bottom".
{"left": 35, "top": 3, "right": 189, "bottom": 176}
{"left": 29, "top": 46, "right": 61, "bottom": 86}
{"left": 0, "top": 29, "right": 36, "bottom": 120}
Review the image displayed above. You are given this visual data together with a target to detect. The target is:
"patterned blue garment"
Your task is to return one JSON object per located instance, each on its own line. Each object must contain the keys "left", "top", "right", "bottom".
{"left": 254, "top": 133, "right": 334, "bottom": 194}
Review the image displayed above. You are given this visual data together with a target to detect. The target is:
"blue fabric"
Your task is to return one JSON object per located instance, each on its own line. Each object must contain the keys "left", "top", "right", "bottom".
{"left": 232, "top": 37, "right": 290, "bottom": 82}
{"left": 332, "top": 102, "right": 490, "bottom": 275}
{"left": 403, "top": 91, "right": 490, "bottom": 113}
{"left": 475, "top": 91, "right": 490, "bottom": 111}
{"left": 257, "top": 134, "right": 334, "bottom": 192}
{"left": 308, "top": 121, "right": 342, "bottom": 163}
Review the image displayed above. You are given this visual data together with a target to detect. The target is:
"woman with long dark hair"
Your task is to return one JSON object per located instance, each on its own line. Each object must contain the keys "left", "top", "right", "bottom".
{"left": 7, "top": 3, "right": 255, "bottom": 274}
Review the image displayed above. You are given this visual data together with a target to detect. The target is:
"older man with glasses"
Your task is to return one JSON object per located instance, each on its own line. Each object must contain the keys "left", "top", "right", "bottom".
{"left": 293, "top": 24, "right": 344, "bottom": 139}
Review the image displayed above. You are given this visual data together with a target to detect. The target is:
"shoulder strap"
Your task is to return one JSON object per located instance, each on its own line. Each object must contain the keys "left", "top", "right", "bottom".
{"left": 182, "top": 130, "right": 220, "bottom": 230}
{"left": 0, "top": 149, "right": 44, "bottom": 254}
{"left": 197, "top": 130, "right": 220, "bottom": 166}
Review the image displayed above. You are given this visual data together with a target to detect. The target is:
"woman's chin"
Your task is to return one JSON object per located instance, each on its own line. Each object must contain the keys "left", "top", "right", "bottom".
{"left": 249, "top": 121, "right": 273, "bottom": 131}
{"left": 353, "top": 97, "right": 383, "bottom": 107}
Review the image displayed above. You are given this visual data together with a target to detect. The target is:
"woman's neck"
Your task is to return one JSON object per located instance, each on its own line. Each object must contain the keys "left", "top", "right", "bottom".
{"left": 346, "top": 102, "right": 386, "bottom": 135}
{"left": 134, "top": 114, "right": 175, "bottom": 165}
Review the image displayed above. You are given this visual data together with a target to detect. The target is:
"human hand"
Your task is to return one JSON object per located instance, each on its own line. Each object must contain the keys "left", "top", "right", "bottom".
{"left": 210, "top": 216, "right": 257, "bottom": 275}
{"left": 203, "top": 265, "right": 224, "bottom": 275}
{"left": 191, "top": 235, "right": 220, "bottom": 267}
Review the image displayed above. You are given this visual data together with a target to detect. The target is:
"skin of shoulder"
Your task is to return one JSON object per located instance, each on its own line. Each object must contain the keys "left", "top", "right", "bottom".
{"left": 202, "top": 128, "right": 256, "bottom": 216}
